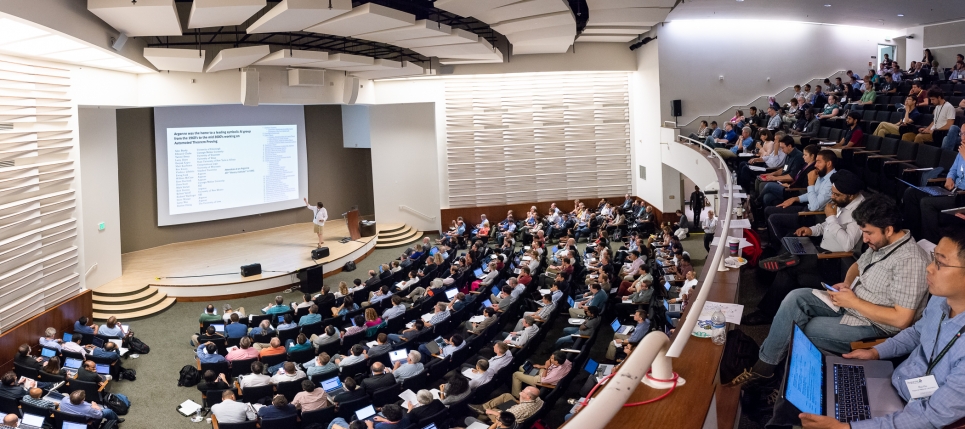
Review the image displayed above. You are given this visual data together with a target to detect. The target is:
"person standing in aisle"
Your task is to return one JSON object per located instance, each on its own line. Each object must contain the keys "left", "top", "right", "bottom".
{"left": 702, "top": 210, "right": 718, "bottom": 252}
{"left": 689, "top": 186, "right": 705, "bottom": 222}
{"left": 304, "top": 198, "right": 328, "bottom": 247}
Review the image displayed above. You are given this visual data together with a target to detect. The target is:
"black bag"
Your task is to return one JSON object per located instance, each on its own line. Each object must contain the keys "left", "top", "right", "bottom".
{"left": 128, "top": 336, "right": 150, "bottom": 354}
{"left": 177, "top": 365, "right": 200, "bottom": 387}
{"left": 719, "top": 329, "right": 761, "bottom": 384}
{"left": 343, "top": 261, "right": 357, "bottom": 271}
{"left": 120, "top": 368, "right": 137, "bottom": 381}
{"left": 104, "top": 393, "right": 130, "bottom": 415}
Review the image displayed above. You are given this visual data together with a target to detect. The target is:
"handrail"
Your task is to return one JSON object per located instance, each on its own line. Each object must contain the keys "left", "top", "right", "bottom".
{"left": 677, "top": 69, "right": 848, "bottom": 129}
{"left": 564, "top": 131, "right": 737, "bottom": 428}
{"left": 399, "top": 205, "right": 436, "bottom": 220}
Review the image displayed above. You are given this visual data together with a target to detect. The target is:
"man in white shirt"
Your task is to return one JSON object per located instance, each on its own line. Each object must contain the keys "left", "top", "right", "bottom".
{"left": 270, "top": 362, "right": 307, "bottom": 384}
{"left": 620, "top": 251, "right": 644, "bottom": 277}
{"left": 239, "top": 362, "right": 272, "bottom": 388}
{"left": 210, "top": 391, "right": 251, "bottom": 424}
{"left": 304, "top": 198, "right": 328, "bottom": 247}
{"left": 905, "top": 88, "right": 955, "bottom": 145}
{"left": 701, "top": 210, "right": 718, "bottom": 252}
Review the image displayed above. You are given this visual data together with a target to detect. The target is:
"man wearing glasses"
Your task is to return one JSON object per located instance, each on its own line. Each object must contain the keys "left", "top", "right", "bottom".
{"left": 800, "top": 228, "right": 965, "bottom": 428}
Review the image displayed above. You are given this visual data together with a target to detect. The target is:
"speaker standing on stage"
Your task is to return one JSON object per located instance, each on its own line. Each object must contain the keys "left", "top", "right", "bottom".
{"left": 304, "top": 198, "right": 328, "bottom": 247}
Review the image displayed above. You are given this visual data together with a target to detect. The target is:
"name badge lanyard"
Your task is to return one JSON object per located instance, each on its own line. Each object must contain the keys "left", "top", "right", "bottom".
{"left": 926, "top": 312, "right": 965, "bottom": 376}
{"left": 854, "top": 237, "right": 910, "bottom": 291}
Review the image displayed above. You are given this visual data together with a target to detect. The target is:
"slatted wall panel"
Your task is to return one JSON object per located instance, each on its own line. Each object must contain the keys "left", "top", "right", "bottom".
{"left": 444, "top": 72, "right": 632, "bottom": 208}
{"left": 0, "top": 59, "right": 79, "bottom": 333}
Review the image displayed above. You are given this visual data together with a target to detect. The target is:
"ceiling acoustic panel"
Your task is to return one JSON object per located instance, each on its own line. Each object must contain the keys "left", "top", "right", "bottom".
{"left": 188, "top": 0, "right": 267, "bottom": 29}
{"left": 411, "top": 38, "right": 496, "bottom": 58}
{"left": 490, "top": 11, "right": 575, "bottom": 35}
{"left": 576, "top": 34, "right": 639, "bottom": 43}
{"left": 474, "top": 0, "right": 570, "bottom": 25}
{"left": 204, "top": 45, "right": 270, "bottom": 72}
{"left": 586, "top": 0, "right": 677, "bottom": 9}
{"left": 302, "top": 53, "right": 374, "bottom": 69}
{"left": 246, "top": 0, "right": 352, "bottom": 34}
{"left": 392, "top": 28, "right": 479, "bottom": 49}
{"left": 304, "top": 3, "right": 415, "bottom": 37}
{"left": 356, "top": 20, "right": 452, "bottom": 44}
{"left": 433, "top": 0, "right": 519, "bottom": 19}
{"left": 88, "top": 0, "right": 182, "bottom": 37}
{"left": 328, "top": 58, "right": 401, "bottom": 72}
{"left": 586, "top": 7, "right": 671, "bottom": 27}
{"left": 143, "top": 47, "right": 206, "bottom": 72}
{"left": 351, "top": 61, "right": 425, "bottom": 79}
{"left": 253, "top": 49, "right": 328, "bottom": 66}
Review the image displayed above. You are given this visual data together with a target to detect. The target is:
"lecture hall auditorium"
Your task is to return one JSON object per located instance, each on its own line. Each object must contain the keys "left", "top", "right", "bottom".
{"left": 1, "top": 1, "right": 965, "bottom": 429}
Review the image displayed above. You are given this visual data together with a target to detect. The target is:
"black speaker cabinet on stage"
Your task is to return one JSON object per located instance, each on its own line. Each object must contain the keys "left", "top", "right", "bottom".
{"left": 240, "top": 263, "right": 262, "bottom": 277}
{"left": 311, "top": 247, "right": 330, "bottom": 260}
{"left": 298, "top": 264, "right": 324, "bottom": 293}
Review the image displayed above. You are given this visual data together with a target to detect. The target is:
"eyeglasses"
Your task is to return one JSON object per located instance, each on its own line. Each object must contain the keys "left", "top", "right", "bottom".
{"left": 931, "top": 251, "right": 965, "bottom": 270}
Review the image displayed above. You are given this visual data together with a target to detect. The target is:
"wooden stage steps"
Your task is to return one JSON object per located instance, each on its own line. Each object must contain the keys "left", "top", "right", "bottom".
{"left": 92, "top": 285, "right": 176, "bottom": 321}
{"left": 375, "top": 223, "right": 423, "bottom": 248}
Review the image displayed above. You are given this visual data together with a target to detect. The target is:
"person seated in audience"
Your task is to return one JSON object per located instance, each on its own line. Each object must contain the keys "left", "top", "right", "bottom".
{"left": 903, "top": 136, "right": 965, "bottom": 244}
{"left": 258, "top": 338, "right": 286, "bottom": 357}
{"left": 756, "top": 139, "right": 815, "bottom": 207}
{"left": 471, "top": 261, "right": 498, "bottom": 292}
{"left": 366, "top": 333, "right": 392, "bottom": 360}
{"left": 38, "top": 327, "right": 63, "bottom": 351}
{"left": 223, "top": 313, "right": 248, "bottom": 338}
{"left": 789, "top": 108, "right": 819, "bottom": 145}
{"left": 765, "top": 105, "right": 782, "bottom": 131}
{"left": 761, "top": 146, "right": 832, "bottom": 231}
{"left": 877, "top": 72, "right": 897, "bottom": 94}
{"left": 62, "top": 335, "right": 87, "bottom": 356}
{"left": 810, "top": 85, "right": 827, "bottom": 107}
{"left": 570, "top": 283, "right": 606, "bottom": 318}
{"left": 465, "top": 359, "right": 494, "bottom": 390}
{"left": 292, "top": 293, "right": 314, "bottom": 312}
{"left": 521, "top": 294, "right": 556, "bottom": 327}
{"left": 620, "top": 250, "right": 644, "bottom": 278}
{"left": 815, "top": 94, "right": 840, "bottom": 120}
{"left": 60, "top": 390, "right": 122, "bottom": 426}
{"left": 606, "top": 309, "right": 650, "bottom": 361}
{"left": 40, "top": 356, "right": 64, "bottom": 378}
{"left": 848, "top": 79, "right": 876, "bottom": 110}
{"left": 312, "top": 284, "right": 336, "bottom": 315}
{"left": 714, "top": 126, "right": 754, "bottom": 161}
{"left": 191, "top": 324, "right": 226, "bottom": 347}
{"left": 388, "top": 320, "right": 426, "bottom": 345}
{"left": 334, "top": 344, "right": 367, "bottom": 367}
{"left": 97, "top": 316, "right": 125, "bottom": 338}
{"left": 438, "top": 375, "right": 471, "bottom": 406}
{"left": 490, "top": 285, "right": 514, "bottom": 313}
{"left": 422, "top": 302, "right": 451, "bottom": 328}
{"left": 729, "top": 195, "right": 930, "bottom": 387}
{"left": 197, "top": 369, "right": 230, "bottom": 392}
{"left": 365, "top": 285, "right": 393, "bottom": 308}
{"left": 689, "top": 120, "right": 711, "bottom": 141}
{"left": 286, "top": 333, "right": 312, "bottom": 354}
{"left": 72, "top": 317, "right": 98, "bottom": 337}
{"left": 248, "top": 320, "right": 275, "bottom": 342}
{"left": 446, "top": 292, "right": 469, "bottom": 313}
{"left": 381, "top": 295, "right": 406, "bottom": 320}
{"left": 500, "top": 316, "right": 538, "bottom": 348}
{"left": 439, "top": 217, "right": 465, "bottom": 247}
{"left": 226, "top": 336, "right": 259, "bottom": 361}
{"left": 22, "top": 387, "right": 54, "bottom": 410}
{"left": 302, "top": 352, "right": 337, "bottom": 378}
{"left": 391, "top": 350, "right": 424, "bottom": 382}
{"left": 211, "top": 390, "right": 249, "bottom": 424}
{"left": 362, "top": 307, "right": 382, "bottom": 328}
{"left": 89, "top": 341, "right": 121, "bottom": 362}
{"left": 263, "top": 296, "right": 289, "bottom": 316}
{"left": 333, "top": 296, "right": 359, "bottom": 318}
{"left": 310, "top": 325, "right": 340, "bottom": 351}
{"left": 77, "top": 359, "right": 110, "bottom": 386}
{"left": 270, "top": 361, "right": 306, "bottom": 384}
{"left": 465, "top": 307, "right": 498, "bottom": 337}
{"left": 378, "top": 263, "right": 392, "bottom": 280}
{"left": 14, "top": 344, "right": 42, "bottom": 369}
{"left": 511, "top": 351, "right": 572, "bottom": 398}
{"left": 359, "top": 362, "right": 396, "bottom": 394}
{"left": 363, "top": 270, "right": 381, "bottom": 288}
{"left": 0, "top": 372, "right": 25, "bottom": 400}
{"left": 197, "top": 305, "right": 222, "bottom": 324}
{"left": 466, "top": 386, "right": 543, "bottom": 426}
{"left": 343, "top": 315, "right": 367, "bottom": 338}
{"left": 799, "top": 229, "right": 965, "bottom": 428}
{"left": 295, "top": 304, "right": 321, "bottom": 327}
{"left": 291, "top": 379, "right": 330, "bottom": 413}
{"left": 220, "top": 303, "right": 246, "bottom": 323}
{"left": 419, "top": 334, "right": 465, "bottom": 364}
{"left": 405, "top": 389, "right": 446, "bottom": 425}
{"left": 196, "top": 341, "right": 226, "bottom": 364}
{"left": 331, "top": 377, "right": 365, "bottom": 405}
{"left": 555, "top": 306, "right": 600, "bottom": 348}
{"left": 769, "top": 167, "right": 863, "bottom": 250}
{"left": 258, "top": 394, "right": 297, "bottom": 420}
{"left": 238, "top": 361, "right": 270, "bottom": 388}
{"left": 826, "top": 112, "right": 864, "bottom": 153}
{"left": 903, "top": 88, "right": 955, "bottom": 145}
{"left": 872, "top": 94, "right": 919, "bottom": 141}
{"left": 276, "top": 314, "right": 297, "bottom": 331}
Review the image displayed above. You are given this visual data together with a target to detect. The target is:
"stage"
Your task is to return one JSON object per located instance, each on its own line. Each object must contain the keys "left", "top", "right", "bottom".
{"left": 94, "top": 219, "right": 378, "bottom": 301}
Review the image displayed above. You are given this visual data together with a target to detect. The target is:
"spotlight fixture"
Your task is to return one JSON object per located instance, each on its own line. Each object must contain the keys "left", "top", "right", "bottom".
{"left": 629, "top": 36, "right": 656, "bottom": 51}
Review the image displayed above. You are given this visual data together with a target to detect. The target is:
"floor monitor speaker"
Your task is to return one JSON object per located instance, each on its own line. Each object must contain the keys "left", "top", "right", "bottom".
{"left": 240, "top": 263, "right": 262, "bottom": 277}
{"left": 311, "top": 247, "right": 330, "bottom": 260}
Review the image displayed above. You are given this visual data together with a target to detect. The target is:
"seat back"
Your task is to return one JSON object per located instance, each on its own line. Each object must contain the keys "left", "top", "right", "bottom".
{"left": 230, "top": 358, "right": 258, "bottom": 378}
{"left": 336, "top": 397, "right": 371, "bottom": 421}
{"left": 275, "top": 380, "right": 302, "bottom": 402}
{"left": 864, "top": 135, "right": 883, "bottom": 152}
{"left": 239, "top": 384, "right": 274, "bottom": 404}
{"left": 309, "top": 368, "right": 339, "bottom": 385}
{"left": 200, "top": 361, "right": 232, "bottom": 380}
{"left": 339, "top": 332, "right": 365, "bottom": 355}
{"left": 248, "top": 314, "right": 272, "bottom": 329}
{"left": 940, "top": 148, "right": 960, "bottom": 173}
{"left": 13, "top": 362, "right": 39, "bottom": 380}
{"left": 399, "top": 368, "right": 428, "bottom": 393}
{"left": 52, "top": 409, "right": 92, "bottom": 429}
{"left": 915, "top": 113, "right": 934, "bottom": 127}
{"left": 276, "top": 328, "right": 300, "bottom": 345}
{"left": 300, "top": 322, "right": 324, "bottom": 338}
{"left": 339, "top": 359, "right": 369, "bottom": 381}
{"left": 259, "top": 353, "right": 287, "bottom": 368}
{"left": 895, "top": 140, "right": 919, "bottom": 162}
{"left": 861, "top": 110, "right": 876, "bottom": 121}
{"left": 217, "top": 421, "right": 258, "bottom": 429}
{"left": 369, "top": 383, "right": 401, "bottom": 408}
{"left": 287, "top": 348, "right": 314, "bottom": 366}
{"left": 299, "top": 406, "right": 336, "bottom": 426}
{"left": 65, "top": 378, "right": 103, "bottom": 403}
{"left": 879, "top": 137, "right": 900, "bottom": 156}
{"left": 0, "top": 395, "right": 20, "bottom": 417}
{"left": 204, "top": 388, "right": 237, "bottom": 408}
{"left": 915, "top": 144, "right": 943, "bottom": 167}
{"left": 258, "top": 415, "right": 298, "bottom": 429}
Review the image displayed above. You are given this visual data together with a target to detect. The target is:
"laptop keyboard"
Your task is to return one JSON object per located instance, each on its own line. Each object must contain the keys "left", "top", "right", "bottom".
{"left": 833, "top": 364, "right": 871, "bottom": 422}
{"left": 921, "top": 186, "right": 949, "bottom": 196}
{"left": 788, "top": 239, "right": 806, "bottom": 254}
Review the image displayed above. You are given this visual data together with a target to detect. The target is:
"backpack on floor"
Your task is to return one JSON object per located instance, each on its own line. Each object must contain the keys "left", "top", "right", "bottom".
{"left": 104, "top": 393, "right": 131, "bottom": 415}
{"left": 128, "top": 336, "right": 150, "bottom": 354}
{"left": 177, "top": 365, "right": 200, "bottom": 387}
{"left": 120, "top": 368, "right": 137, "bottom": 381}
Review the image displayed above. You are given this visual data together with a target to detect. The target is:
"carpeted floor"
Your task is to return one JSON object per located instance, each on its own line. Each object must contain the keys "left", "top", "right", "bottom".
{"left": 101, "top": 233, "right": 712, "bottom": 429}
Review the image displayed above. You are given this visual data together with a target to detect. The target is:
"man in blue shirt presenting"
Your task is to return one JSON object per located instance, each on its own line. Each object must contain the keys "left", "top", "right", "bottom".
{"left": 800, "top": 228, "right": 965, "bottom": 428}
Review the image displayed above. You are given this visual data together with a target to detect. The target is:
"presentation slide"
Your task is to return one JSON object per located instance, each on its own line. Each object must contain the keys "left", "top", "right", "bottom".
{"left": 154, "top": 105, "right": 308, "bottom": 226}
{"left": 168, "top": 125, "right": 299, "bottom": 215}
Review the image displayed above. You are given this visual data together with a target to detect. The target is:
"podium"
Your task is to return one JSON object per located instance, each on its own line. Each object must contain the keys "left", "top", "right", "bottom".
{"left": 346, "top": 209, "right": 361, "bottom": 240}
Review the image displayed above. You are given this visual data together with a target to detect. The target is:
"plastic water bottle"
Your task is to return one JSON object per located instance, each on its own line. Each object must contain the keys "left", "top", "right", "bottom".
{"left": 711, "top": 309, "right": 727, "bottom": 345}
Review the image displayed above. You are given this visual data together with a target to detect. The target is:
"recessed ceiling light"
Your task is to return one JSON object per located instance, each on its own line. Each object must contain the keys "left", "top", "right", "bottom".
{"left": 897, "top": 14, "right": 904, "bottom": 17}
{"left": 824, "top": 4, "right": 831, "bottom": 7}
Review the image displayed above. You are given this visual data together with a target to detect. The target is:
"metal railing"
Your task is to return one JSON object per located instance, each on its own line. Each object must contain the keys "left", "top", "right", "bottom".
{"left": 564, "top": 132, "right": 736, "bottom": 428}
{"left": 399, "top": 204, "right": 437, "bottom": 220}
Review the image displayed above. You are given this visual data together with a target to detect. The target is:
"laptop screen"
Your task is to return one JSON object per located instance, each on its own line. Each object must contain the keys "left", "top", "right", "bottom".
{"left": 482, "top": 299, "right": 491, "bottom": 308}
{"left": 664, "top": 281, "right": 672, "bottom": 291}
{"left": 95, "top": 364, "right": 111, "bottom": 375}
{"left": 64, "top": 358, "right": 82, "bottom": 369}
{"left": 445, "top": 288, "right": 458, "bottom": 300}
{"left": 609, "top": 319, "right": 621, "bottom": 332}
{"left": 277, "top": 316, "right": 285, "bottom": 323}
{"left": 41, "top": 348, "right": 57, "bottom": 358}
{"left": 92, "top": 337, "right": 105, "bottom": 348}
{"left": 785, "top": 325, "right": 823, "bottom": 416}
{"left": 491, "top": 286, "right": 501, "bottom": 296}
{"left": 210, "top": 324, "right": 225, "bottom": 332}
{"left": 473, "top": 268, "right": 484, "bottom": 278}
{"left": 62, "top": 422, "right": 86, "bottom": 429}
{"left": 321, "top": 377, "right": 342, "bottom": 392}
{"left": 422, "top": 424, "right": 438, "bottom": 429}
{"left": 584, "top": 358, "right": 598, "bottom": 374}
{"left": 21, "top": 413, "right": 44, "bottom": 428}
{"left": 567, "top": 296, "right": 575, "bottom": 307}
{"left": 62, "top": 333, "right": 72, "bottom": 342}
{"left": 389, "top": 350, "right": 407, "bottom": 362}
{"left": 429, "top": 247, "right": 439, "bottom": 256}
{"left": 355, "top": 404, "right": 376, "bottom": 420}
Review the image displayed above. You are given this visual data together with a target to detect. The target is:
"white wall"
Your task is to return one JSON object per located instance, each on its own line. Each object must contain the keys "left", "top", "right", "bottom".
{"left": 77, "top": 108, "right": 122, "bottom": 289}
{"left": 341, "top": 105, "right": 372, "bottom": 148}
{"left": 368, "top": 103, "right": 441, "bottom": 231}
{"left": 656, "top": 20, "right": 893, "bottom": 126}
{"left": 904, "top": 27, "right": 925, "bottom": 68}
{"left": 629, "top": 36, "right": 669, "bottom": 211}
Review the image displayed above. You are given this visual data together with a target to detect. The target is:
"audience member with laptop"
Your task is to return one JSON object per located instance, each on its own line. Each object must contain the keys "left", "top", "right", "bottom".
{"left": 903, "top": 136, "right": 965, "bottom": 244}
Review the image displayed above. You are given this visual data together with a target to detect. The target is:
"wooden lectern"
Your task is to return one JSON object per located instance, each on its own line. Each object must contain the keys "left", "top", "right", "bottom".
{"left": 346, "top": 209, "right": 361, "bottom": 240}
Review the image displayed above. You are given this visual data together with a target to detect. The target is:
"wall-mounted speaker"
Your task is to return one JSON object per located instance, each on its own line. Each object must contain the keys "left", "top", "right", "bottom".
{"left": 289, "top": 68, "right": 325, "bottom": 87}
{"left": 241, "top": 68, "right": 259, "bottom": 106}
{"left": 343, "top": 76, "right": 359, "bottom": 105}
{"left": 670, "top": 99, "right": 682, "bottom": 117}
{"left": 111, "top": 33, "right": 128, "bottom": 51}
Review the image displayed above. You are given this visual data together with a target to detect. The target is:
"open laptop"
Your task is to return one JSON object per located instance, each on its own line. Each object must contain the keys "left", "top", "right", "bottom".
{"left": 422, "top": 424, "right": 438, "bottom": 429}
{"left": 429, "top": 247, "right": 439, "bottom": 256}
{"left": 91, "top": 337, "right": 105, "bottom": 348}
{"left": 899, "top": 178, "right": 957, "bottom": 197}
{"left": 481, "top": 299, "right": 492, "bottom": 308}
{"left": 210, "top": 324, "right": 225, "bottom": 333}
{"left": 95, "top": 364, "right": 111, "bottom": 375}
{"left": 320, "top": 377, "right": 343, "bottom": 394}
{"left": 781, "top": 324, "right": 903, "bottom": 424}
{"left": 567, "top": 296, "right": 575, "bottom": 308}
{"left": 491, "top": 286, "right": 501, "bottom": 297}
{"left": 42, "top": 391, "right": 65, "bottom": 404}
{"left": 445, "top": 288, "right": 458, "bottom": 301}
{"left": 62, "top": 333, "right": 72, "bottom": 342}
{"left": 664, "top": 299, "right": 682, "bottom": 313}
{"left": 474, "top": 268, "right": 485, "bottom": 279}
{"left": 584, "top": 358, "right": 614, "bottom": 379}
{"left": 19, "top": 413, "right": 45, "bottom": 429}
{"left": 389, "top": 349, "right": 408, "bottom": 364}
{"left": 423, "top": 336, "right": 447, "bottom": 355}
{"left": 355, "top": 404, "right": 377, "bottom": 421}
{"left": 41, "top": 347, "right": 57, "bottom": 358}
{"left": 783, "top": 236, "right": 819, "bottom": 255}
{"left": 62, "top": 422, "right": 87, "bottom": 429}
{"left": 610, "top": 319, "right": 633, "bottom": 335}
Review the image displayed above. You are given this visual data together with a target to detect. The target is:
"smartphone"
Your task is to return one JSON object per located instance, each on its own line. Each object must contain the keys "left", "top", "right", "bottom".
{"left": 822, "top": 282, "right": 838, "bottom": 292}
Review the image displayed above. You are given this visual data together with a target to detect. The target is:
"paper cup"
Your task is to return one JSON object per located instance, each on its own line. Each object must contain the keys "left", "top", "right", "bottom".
{"left": 728, "top": 237, "right": 740, "bottom": 256}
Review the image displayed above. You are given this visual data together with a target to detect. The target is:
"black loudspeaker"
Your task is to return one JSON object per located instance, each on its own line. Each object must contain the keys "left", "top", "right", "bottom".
{"left": 298, "top": 265, "right": 324, "bottom": 293}
{"left": 671, "top": 99, "right": 682, "bottom": 117}
{"left": 311, "top": 247, "right": 330, "bottom": 260}
{"left": 240, "top": 263, "right": 262, "bottom": 277}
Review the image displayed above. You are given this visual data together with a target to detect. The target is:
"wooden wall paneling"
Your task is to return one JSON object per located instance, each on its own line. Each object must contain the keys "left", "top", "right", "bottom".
{"left": 0, "top": 289, "right": 91, "bottom": 373}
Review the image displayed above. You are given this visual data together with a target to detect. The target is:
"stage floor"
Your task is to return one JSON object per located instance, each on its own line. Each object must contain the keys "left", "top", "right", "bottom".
{"left": 95, "top": 220, "right": 378, "bottom": 298}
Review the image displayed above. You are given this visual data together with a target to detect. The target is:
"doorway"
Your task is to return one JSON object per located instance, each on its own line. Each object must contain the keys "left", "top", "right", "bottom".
{"left": 878, "top": 44, "right": 896, "bottom": 69}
